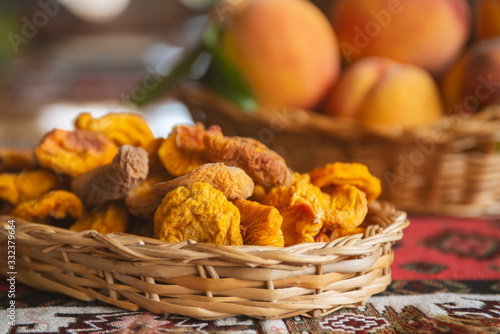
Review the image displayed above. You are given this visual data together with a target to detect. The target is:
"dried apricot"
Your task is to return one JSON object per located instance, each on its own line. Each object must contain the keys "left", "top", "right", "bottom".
{"left": 234, "top": 199, "right": 284, "bottom": 247}
{"left": 204, "top": 133, "right": 293, "bottom": 188}
{"left": 75, "top": 112, "right": 154, "bottom": 148}
{"left": 0, "top": 169, "right": 64, "bottom": 205}
{"left": 154, "top": 182, "right": 242, "bottom": 245}
{"left": 154, "top": 163, "right": 254, "bottom": 201}
{"left": 70, "top": 202, "right": 129, "bottom": 234}
{"left": 11, "top": 190, "right": 83, "bottom": 224}
{"left": 263, "top": 185, "right": 323, "bottom": 246}
{"left": 157, "top": 123, "right": 220, "bottom": 176}
{"left": 291, "top": 173, "right": 332, "bottom": 210}
{"left": 309, "top": 162, "right": 381, "bottom": 202}
{"left": 325, "top": 184, "right": 368, "bottom": 230}
{"left": 35, "top": 129, "right": 118, "bottom": 177}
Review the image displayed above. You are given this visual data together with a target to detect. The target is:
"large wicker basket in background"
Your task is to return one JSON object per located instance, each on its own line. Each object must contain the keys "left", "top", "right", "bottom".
{"left": 0, "top": 201, "right": 408, "bottom": 320}
{"left": 178, "top": 85, "right": 500, "bottom": 217}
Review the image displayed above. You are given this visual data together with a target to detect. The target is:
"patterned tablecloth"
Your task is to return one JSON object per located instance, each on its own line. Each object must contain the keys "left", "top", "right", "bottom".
{"left": 1, "top": 216, "right": 500, "bottom": 334}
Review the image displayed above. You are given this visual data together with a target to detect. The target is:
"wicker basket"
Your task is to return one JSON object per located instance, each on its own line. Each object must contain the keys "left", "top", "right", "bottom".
{"left": 177, "top": 85, "right": 500, "bottom": 217}
{"left": 0, "top": 201, "right": 408, "bottom": 320}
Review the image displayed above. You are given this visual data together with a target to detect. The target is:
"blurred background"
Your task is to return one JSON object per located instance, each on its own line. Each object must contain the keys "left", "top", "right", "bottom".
{"left": 0, "top": 0, "right": 215, "bottom": 147}
{"left": 0, "top": 0, "right": 489, "bottom": 147}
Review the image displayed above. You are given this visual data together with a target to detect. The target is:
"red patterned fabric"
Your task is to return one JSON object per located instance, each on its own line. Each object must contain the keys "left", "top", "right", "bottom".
{"left": 392, "top": 217, "right": 500, "bottom": 280}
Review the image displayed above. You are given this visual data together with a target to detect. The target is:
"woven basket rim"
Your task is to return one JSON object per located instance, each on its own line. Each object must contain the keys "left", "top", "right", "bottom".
{"left": 0, "top": 201, "right": 408, "bottom": 260}
{"left": 0, "top": 201, "right": 409, "bottom": 320}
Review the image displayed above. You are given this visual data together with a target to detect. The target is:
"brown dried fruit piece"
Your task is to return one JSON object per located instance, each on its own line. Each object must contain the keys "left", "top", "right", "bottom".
{"left": 158, "top": 123, "right": 221, "bottom": 177}
{"left": 126, "top": 174, "right": 170, "bottom": 219}
{"left": 154, "top": 163, "right": 254, "bottom": 201}
{"left": 11, "top": 190, "right": 83, "bottom": 224}
{"left": 263, "top": 185, "right": 324, "bottom": 246}
{"left": 71, "top": 145, "right": 149, "bottom": 206}
{"left": 75, "top": 112, "right": 154, "bottom": 149}
{"left": 234, "top": 199, "right": 284, "bottom": 247}
{"left": 70, "top": 202, "right": 129, "bottom": 234}
{"left": 35, "top": 129, "right": 118, "bottom": 177}
{"left": 324, "top": 184, "right": 368, "bottom": 231}
{"left": 0, "top": 147, "right": 37, "bottom": 172}
{"left": 309, "top": 162, "right": 381, "bottom": 202}
{"left": 154, "top": 182, "right": 242, "bottom": 245}
{"left": 0, "top": 169, "right": 65, "bottom": 205}
{"left": 204, "top": 133, "right": 293, "bottom": 188}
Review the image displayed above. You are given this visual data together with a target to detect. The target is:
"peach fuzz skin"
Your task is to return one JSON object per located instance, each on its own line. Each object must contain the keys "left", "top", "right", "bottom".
{"left": 325, "top": 57, "right": 444, "bottom": 129}
{"left": 331, "top": 0, "right": 471, "bottom": 76}
{"left": 221, "top": 0, "right": 340, "bottom": 110}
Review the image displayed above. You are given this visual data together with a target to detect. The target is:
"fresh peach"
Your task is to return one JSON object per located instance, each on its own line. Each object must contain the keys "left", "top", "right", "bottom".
{"left": 325, "top": 57, "right": 443, "bottom": 129}
{"left": 441, "top": 38, "right": 500, "bottom": 113}
{"left": 475, "top": 0, "right": 500, "bottom": 39}
{"left": 331, "top": 0, "right": 471, "bottom": 75}
{"left": 221, "top": 0, "right": 340, "bottom": 109}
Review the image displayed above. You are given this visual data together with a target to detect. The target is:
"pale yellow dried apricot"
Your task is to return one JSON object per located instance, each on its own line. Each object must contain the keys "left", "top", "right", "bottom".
{"left": 154, "top": 182, "right": 242, "bottom": 245}
{"left": 154, "top": 163, "right": 254, "bottom": 201}
{"left": 75, "top": 112, "right": 154, "bottom": 148}
{"left": 325, "top": 184, "right": 368, "bottom": 230}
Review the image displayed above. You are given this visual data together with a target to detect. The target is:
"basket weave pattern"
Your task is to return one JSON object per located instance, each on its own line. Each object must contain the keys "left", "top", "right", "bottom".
{"left": 179, "top": 86, "right": 500, "bottom": 217}
{"left": 0, "top": 201, "right": 408, "bottom": 320}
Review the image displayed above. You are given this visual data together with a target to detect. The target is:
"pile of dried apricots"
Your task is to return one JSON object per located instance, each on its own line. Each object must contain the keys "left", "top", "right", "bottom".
{"left": 0, "top": 112, "right": 381, "bottom": 247}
